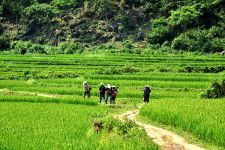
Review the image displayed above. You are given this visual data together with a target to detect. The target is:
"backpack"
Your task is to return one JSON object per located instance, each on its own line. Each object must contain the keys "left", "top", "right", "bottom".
{"left": 88, "top": 85, "right": 92, "bottom": 91}
{"left": 112, "top": 89, "right": 117, "bottom": 97}
{"left": 84, "top": 84, "right": 91, "bottom": 91}
{"left": 145, "top": 87, "right": 151, "bottom": 94}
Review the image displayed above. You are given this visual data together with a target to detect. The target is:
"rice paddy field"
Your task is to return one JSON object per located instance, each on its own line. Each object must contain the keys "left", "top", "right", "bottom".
{"left": 0, "top": 53, "right": 225, "bottom": 149}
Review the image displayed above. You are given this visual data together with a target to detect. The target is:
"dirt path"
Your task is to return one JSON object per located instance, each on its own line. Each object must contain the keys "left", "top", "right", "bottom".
{"left": 117, "top": 110, "right": 205, "bottom": 150}
{"left": 0, "top": 88, "right": 58, "bottom": 98}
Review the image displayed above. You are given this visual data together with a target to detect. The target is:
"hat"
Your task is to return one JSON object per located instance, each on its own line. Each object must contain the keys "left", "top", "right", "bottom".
{"left": 100, "top": 82, "right": 104, "bottom": 85}
{"left": 145, "top": 85, "right": 150, "bottom": 87}
{"left": 107, "top": 84, "right": 111, "bottom": 88}
{"left": 83, "top": 81, "right": 87, "bottom": 85}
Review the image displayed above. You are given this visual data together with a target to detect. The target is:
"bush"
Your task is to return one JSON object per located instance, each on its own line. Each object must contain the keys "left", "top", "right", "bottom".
{"left": 202, "top": 80, "right": 225, "bottom": 99}
{"left": 10, "top": 41, "right": 32, "bottom": 54}
{"left": 172, "top": 29, "right": 224, "bottom": 52}
{"left": 122, "top": 40, "right": 133, "bottom": 53}
{"left": 10, "top": 41, "right": 47, "bottom": 54}
{"left": 58, "top": 41, "right": 83, "bottom": 54}
{"left": 44, "top": 45, "right": 59, "bottom": 54}
{"left": 179, "top": 66, "right": 225, "bottom": 73}
{"left": 97, "top": 65, "right": 139, "bottom": 74}
{"left": 28, "top": 44, "right": 46, "bottom": 54}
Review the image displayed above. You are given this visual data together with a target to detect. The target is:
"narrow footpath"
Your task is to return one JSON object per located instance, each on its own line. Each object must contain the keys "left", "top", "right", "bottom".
{"left": 117, "top": 110, "right": 205, "bottom": 150}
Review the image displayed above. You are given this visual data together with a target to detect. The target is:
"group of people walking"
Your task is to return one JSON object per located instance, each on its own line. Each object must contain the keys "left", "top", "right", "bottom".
{"left": 99, "top": 83, "right": 118, "bottom": 104}
{"left": 83, "top": 81, "right": 151, "bottom": 104}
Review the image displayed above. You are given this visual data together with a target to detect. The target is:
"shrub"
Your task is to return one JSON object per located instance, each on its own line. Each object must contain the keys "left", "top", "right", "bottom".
{"left": 58, "top": 41, "right": 83, "bottom": 54}
{"left": 44, "top": 45, "right": 59, "bottom": 54}
{"left": 10, "top": 41, "right": 32, "bottom": 54}
{"left": 172, "top": 29, "right": 224, "bottom": 52}
{"left": 97, "top": 65, "right": 139, "bottom": 74}
{"left": 171, "top": 33, "right": 197, "bottom": 51}
{"left": 122, "top": 40, "right": 133, "bottom": 53}
{"left": 122, "top": 65, "right": 139, "bottom": 74}
{"left": 28, "top": 44, "right": 46, "bottom": 54}
{"left": 202, "top": 80, "right": 225, "bottom": 98}
{"left": 159, "top": 68, "right": 171, "bottom": 72}
{"left": 179, "top": 66, "right": 225, "bottom": 73}
{"left": 10, "top": 41, "right": 47, "bottom": 54}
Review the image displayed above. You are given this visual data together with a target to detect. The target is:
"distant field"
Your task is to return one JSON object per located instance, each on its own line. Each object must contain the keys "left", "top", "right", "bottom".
{"left": 0, "top": 54, "right": 225, "bottom": 149}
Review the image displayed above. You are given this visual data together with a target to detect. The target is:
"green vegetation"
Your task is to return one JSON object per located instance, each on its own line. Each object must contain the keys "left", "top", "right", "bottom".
{"left": 140, "top": 99, "right": 225, "bottom": 148}
{"left": 202, "top": 80, "right": 225, "bottom": 98}
{"left": 0, "top": 102, "right": 158, "bottom": 149}
{"left": 0, "top": 0, "right": 225, "bottom": 53}
{"left": 0, "top": 53, "right": 225, "bottom": 149}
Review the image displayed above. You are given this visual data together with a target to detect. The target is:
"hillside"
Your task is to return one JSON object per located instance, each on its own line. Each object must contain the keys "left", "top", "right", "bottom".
{"left": 0, "top": 0, "right": 225, "bottom": 54}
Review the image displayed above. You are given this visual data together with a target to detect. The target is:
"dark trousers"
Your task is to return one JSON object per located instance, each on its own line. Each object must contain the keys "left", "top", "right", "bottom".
{"left": 111, "top": 96, "right": 116, "bottom": 104}
{"left": 84, "top": 91, "right": 90, "bottom": 98}
{"left": 99, "top": 94, "right": 105, "bottom": 103}
{"left": 105, "top": 95, "right": 112, "bottom": 104}
{"left": 144, "top": 95, "right": 150, "bottom": 103}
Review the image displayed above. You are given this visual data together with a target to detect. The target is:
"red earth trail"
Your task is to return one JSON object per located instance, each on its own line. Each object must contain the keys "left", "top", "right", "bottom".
{"left": 117, "top": 109, "right": 205, "bottom": 150}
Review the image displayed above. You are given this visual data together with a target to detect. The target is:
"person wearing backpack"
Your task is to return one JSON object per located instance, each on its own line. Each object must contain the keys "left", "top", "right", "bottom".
{"left": 99, "top": 82, "right": 106, "bottom": 103}
{"left": 143, "top": 85, "right": 151, "bottom": 103}
{"left": 83, "top": 81, "right": 92, "bottom": 98}
{"left": 105, "top": 84, "right": 111, "bottom": 104}
{"left": 111, "top": 86, "right": 118, "bottom": 104}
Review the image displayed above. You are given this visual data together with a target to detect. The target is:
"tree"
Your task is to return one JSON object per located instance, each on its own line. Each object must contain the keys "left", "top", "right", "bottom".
{"left": 51, "top": 0, "right": 79, "bottom": 10}
{"left": 168, "top": 6, "right": 202, "bottom": 27}
{"left": 23, "top": 3, "right": 60, "bottom": 27}
{"left": 148, "top": 18, "right": 171, "bottom": 44}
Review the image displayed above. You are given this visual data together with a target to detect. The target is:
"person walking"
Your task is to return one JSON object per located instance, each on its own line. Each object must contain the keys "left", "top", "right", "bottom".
{"left": 143, "top": 85, "right": 151, "bottom": 103}
{"left": 111, "top": 86, "right": 118, "bottom": 104}
{"left": 105, "top": 84, "right": 111, "bottom": 104}
{"left": 83, "top": 81, "right": 92, "bottom": 98}
{"left": 99, "top": 82, "right": 106, "bottom": 103}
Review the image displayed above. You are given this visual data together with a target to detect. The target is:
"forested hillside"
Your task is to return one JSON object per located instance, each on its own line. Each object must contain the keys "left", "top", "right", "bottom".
{"left": 0, "top": 0, "right": 225, "bottom": 54}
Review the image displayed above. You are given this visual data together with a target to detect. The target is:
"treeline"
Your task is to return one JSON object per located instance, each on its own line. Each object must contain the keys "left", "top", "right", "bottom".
{"left": 0, "top": 0, "right": 225, "bottom": 54}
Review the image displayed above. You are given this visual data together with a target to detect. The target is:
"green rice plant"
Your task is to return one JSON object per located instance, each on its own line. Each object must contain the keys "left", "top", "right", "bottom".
{"left": 1, "top": 53, "right": 225, "bottom": 148}
{"left": 140, "top": 99, "right": 225, "bottom": 148}
{"left": 0, "top": 94, "right": 98, "bottom": 106}
{"left": 0, "top": 102, "right": 159, "bottom": 149}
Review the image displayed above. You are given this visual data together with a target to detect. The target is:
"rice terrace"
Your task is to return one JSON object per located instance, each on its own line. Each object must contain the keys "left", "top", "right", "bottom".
{"left": 1, "top": 0, "right": 225, "bottom": 150}
{"left": 0, "top": 54, "right": 225, "bottom": 150}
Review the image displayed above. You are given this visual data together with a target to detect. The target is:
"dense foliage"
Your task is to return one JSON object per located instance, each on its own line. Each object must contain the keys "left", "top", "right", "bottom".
{"left": 202, "top": 80, "right": 225, "bottom": 98}
{"left": 0, "top": 0, "right": 225, "bottom": 53}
